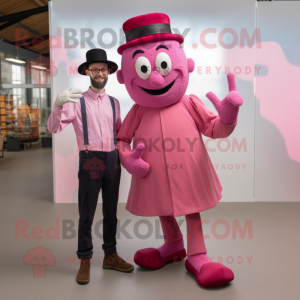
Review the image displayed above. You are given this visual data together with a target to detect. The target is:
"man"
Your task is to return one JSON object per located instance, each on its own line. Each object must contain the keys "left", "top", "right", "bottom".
{"left": 47, "top": 48, "right": 134, "bottom": 285}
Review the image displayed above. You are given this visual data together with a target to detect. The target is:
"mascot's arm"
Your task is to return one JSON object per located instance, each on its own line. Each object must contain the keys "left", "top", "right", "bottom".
{"left": 187, "top": 73, "right": 243, "bottom": 139}
{"left": 187, "top": 94, "right": 237, "bottom": 139}
{"left": 117, "top": 104, "right": 140, "bottom": 164}
{"left": 117, "top": 104, "right": 149, "bottom": 177}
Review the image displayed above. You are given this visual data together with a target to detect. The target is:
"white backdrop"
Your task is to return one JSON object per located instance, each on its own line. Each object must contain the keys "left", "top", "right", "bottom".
{"left": 49, "top": 0, "right": 300, "bottom": 203}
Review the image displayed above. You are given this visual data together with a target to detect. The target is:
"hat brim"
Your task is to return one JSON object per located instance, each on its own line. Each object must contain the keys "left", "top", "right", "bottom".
{"left": 117, "top": 33, "right": 184, "bottom": 55}
{"left": 78, "top": 60, "right": 118, "bottom": 75}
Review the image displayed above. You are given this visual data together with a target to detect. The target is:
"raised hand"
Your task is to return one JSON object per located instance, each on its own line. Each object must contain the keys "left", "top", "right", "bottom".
{"left": 206, "top": 73, "right": 243, "bottom": 125}
{"left": 55, "top": 87, "right": 82, "bottom": 107}
{"left": 123, "top": 143, "right": 149, "bottom": 178}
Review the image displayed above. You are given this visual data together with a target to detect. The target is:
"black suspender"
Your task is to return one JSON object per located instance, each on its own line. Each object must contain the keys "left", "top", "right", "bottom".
{"left": 80, "top": 97, "right": 89, "bottom": 153}
{"left": 108, "top": 95, "right": 117, "bottom": 152}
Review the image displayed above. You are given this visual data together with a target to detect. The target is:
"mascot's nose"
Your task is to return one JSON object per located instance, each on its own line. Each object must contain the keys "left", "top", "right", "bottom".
{"left": 148, "top": 70, "right": 165, "bottom": 88}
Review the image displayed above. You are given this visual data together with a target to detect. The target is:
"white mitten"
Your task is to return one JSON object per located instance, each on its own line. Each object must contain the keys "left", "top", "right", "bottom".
{"left": 55, "top": 87, "right": 82, "bottom": 107}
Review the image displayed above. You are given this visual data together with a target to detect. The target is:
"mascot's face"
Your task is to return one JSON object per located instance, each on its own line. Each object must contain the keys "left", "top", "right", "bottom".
{"left": 117, "top": 40, "right": 195, "bottom": 108}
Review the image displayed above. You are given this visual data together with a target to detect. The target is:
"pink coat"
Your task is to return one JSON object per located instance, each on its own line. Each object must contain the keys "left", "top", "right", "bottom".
{"left": 117, "top": 94, "right": 237, "bottom": 217}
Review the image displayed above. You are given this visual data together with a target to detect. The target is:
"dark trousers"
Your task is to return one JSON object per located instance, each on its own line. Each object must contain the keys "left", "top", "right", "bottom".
{"left": 76, "top": 149, "right": 121, "bottom": 259}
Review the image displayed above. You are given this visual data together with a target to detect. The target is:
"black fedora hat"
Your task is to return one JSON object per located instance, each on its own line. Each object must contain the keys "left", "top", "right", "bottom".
{"left": 78, "top": 49, "right": 118, "bottom": 75}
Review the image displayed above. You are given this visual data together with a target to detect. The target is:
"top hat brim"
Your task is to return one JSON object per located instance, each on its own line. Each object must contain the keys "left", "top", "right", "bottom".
{"left": 78, "top": 60, "right": 118, "bottom": 75}
{"left": 117, "top": 33, "right": 184, "bottom": 55}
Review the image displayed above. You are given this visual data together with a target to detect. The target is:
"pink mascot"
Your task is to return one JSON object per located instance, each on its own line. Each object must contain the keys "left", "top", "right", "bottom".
{"left": 116, "top": 13, "right": 243, "bottom": 287}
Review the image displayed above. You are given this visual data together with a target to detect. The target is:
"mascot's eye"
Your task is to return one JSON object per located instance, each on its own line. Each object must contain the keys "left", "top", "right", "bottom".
{"left": 155, "top": 52, "right": 172, "bottom": 76}
{"left": 135, "top": 56, "right": 151, "bottom": 79}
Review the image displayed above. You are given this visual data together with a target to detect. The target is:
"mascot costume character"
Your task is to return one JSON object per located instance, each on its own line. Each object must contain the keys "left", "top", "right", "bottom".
{"left": 116, "top": 13, "right": 243, "bottom": 288}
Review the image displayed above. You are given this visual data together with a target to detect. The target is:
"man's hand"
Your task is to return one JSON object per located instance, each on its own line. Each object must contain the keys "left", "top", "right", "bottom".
{"left": 206, "top": 73, "right": 243, "bottom": 125}
{"left": 55, "top": 87, "right": 82, "bottom": 107}
{"left": 123, "top": 143, "right": 149, "bottom": 178}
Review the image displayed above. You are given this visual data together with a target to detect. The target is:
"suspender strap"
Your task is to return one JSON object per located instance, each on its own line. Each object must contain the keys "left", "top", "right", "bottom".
{"left": 80, "top": 95, "right": 117, "bottom": 152}
{"left": 108, "top": 95, "right": 117, "bottom": 150}
{"left": 80, "top": 96, "right": 89, "bottom": 149}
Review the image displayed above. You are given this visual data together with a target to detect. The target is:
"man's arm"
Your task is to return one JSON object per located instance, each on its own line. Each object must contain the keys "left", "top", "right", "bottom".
{"left": 113, "top": 97, "right": 122, "bottom": 136}
{"left": 47, "top": 87, "right": 82, "bottom": 133}
{"left": 47, "top": 102, "right": 77, "bottom": 133}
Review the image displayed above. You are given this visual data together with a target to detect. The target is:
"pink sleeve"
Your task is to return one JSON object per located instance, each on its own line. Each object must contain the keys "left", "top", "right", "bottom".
{"left": 113, "top": 97, "right": 122, "bottom": 136}
{"left": 47, "top": 102, "right": 76, "bottom": 134}
{"left": 116, "top": 104, "right": 141, "bottom": 165}
{"left": 187, "top": 94, "right": 237, "bottom": 139}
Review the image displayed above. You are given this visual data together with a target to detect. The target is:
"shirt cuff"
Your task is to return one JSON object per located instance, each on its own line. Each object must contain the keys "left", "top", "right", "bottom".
{"left": 53, "top": 103, "right": 63, "bottom": 115}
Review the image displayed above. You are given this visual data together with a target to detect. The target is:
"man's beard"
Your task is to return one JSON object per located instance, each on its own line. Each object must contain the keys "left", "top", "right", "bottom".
{"left": 90, "top": 76, "right": 108, "bottom": 89}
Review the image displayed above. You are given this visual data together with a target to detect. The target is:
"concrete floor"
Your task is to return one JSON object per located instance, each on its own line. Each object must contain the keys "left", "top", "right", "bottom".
{"left": 0, "top": 144, "right": 300, "bottom": 300}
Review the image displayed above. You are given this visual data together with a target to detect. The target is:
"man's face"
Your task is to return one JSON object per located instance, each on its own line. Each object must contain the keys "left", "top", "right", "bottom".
{"left": 85, "top": 62, "right": 109, "bottom": 89}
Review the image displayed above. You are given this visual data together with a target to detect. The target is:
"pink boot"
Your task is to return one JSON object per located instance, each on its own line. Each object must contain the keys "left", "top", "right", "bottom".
{"left": 134, "top": 238, "right": 186, "bottom": 270}
{"left": 185, "top": 254, "right": 234, "bottom": 288}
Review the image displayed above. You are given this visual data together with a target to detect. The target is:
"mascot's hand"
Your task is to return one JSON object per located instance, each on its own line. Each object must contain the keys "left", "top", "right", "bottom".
{"left": 123, "top": 143, "right": 149, "bottom": 178}
{"left": 206, "top": 73, "right": 243, "bottom": 125}
{"left": 55, "top": 87, "right": 82, "bottom": 107}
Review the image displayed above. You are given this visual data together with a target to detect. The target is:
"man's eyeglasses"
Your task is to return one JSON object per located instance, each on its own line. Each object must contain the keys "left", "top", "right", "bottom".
{"left": 88, "top": 68, "right": 110, "bottom": 75}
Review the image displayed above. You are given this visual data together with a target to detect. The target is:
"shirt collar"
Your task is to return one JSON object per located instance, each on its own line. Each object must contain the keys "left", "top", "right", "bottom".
{"left": 87, "top": 86, "right": 106, "bottom": 100}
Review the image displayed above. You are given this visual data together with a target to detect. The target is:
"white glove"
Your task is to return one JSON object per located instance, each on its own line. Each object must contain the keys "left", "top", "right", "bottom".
{"left": 55, "top": 87, "right": 82, "bottom": 107}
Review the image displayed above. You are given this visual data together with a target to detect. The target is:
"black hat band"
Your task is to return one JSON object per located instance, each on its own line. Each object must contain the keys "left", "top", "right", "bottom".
{"left": 125, "top": 23, "right": 172, "bottom": 43}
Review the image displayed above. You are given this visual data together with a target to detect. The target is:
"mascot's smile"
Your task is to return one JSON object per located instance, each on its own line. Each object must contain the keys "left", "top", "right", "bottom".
{"left": 140, "top": 79, "right": 176, "bottom": 95}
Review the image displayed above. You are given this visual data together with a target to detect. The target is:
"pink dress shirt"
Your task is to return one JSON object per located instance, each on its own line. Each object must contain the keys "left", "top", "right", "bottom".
{"left": 47, "top": 86, "right": 122, "bottom": 152}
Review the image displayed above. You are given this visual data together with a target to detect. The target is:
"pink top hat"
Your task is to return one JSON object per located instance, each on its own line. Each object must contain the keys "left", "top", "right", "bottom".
{"left": 117, "top": 12, "right": 184, "bottom": 55}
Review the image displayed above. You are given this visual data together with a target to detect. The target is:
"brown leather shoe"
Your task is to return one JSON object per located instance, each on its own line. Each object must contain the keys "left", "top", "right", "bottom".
{"left": 76, "top": 258, "right": 91, "bottom": 284}
{"left": 103, "top": 252, "right": 134, "bottom": 273}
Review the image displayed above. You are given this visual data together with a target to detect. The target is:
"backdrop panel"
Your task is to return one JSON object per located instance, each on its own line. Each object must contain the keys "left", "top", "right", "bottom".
{"left": 50, "top": 0, "right": 257, "bottom": 203}
{"left": 254, "top": 2, "right": 300, "bottom": 202}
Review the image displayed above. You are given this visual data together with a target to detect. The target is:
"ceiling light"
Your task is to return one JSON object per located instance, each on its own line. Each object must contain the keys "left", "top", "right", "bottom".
{"left": 31, "top": 65, "right": 47, "bottom": 70}
{"left": 5, "top": 57, "right": 26, "bottom": 64}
